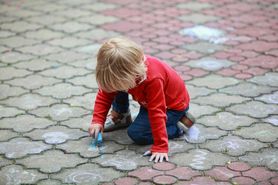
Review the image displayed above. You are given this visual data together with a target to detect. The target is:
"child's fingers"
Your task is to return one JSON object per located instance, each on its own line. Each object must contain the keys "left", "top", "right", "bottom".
{"left": 149, "top": 154, "right": 155, "bottom": 162}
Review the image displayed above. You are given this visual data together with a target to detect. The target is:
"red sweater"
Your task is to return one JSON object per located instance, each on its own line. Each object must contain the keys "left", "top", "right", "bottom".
{"left": 92, "top": 56, "right": 190, "bottom": 153}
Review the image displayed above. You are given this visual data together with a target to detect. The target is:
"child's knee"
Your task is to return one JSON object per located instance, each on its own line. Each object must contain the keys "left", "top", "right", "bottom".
{"left": 127, "top": 126, "right": 149, "bottom": 145}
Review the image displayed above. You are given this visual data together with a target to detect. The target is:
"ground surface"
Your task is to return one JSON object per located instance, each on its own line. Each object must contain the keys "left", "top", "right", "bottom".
{"left": 0, "top": 0, "right": 277, "bottom": 184}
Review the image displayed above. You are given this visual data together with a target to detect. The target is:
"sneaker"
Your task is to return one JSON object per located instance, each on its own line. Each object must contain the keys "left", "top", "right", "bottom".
{"left": 104, "top": 110, "right": 132, "bottom": 132}
{"left": 177, "top": 112, "right": 195, "bottom": 132}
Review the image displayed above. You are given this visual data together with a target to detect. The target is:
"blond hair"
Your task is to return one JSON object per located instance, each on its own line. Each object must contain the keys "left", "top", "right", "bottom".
{"left": 96, "top": 37, "right": 146, "bottom": 92}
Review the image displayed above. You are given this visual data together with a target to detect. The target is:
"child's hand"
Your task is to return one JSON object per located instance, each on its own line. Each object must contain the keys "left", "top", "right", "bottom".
{"left": 145, "top": 150, "right": 169, "bottom": 163}
{"left": 88, "top": 123, "right": 103, "bottom": 138}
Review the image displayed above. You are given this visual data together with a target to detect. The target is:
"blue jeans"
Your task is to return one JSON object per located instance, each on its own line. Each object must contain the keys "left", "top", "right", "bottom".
{"left": 112, "top": 92, "right": 187, "bottom": 145}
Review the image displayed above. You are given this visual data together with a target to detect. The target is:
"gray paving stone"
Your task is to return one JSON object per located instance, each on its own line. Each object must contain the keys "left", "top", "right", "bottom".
{"left": 177, "top": 2, "right": 213, "bottom": 10}
{"left": 51, "top": 21, "right": 92, "bottom": 33}
{"left": 188, "top": 74, "right": 239, "bottom": 89}
{"left": 17, "top": 150, "right": 87, "bottom": 173}
{"left": 0, "top": 156, "right": 12, "bottom": 167}
{"left": 248, "top": 72, "right": 278, "bottom": 87}
{"left": 3, "top": 94, "right": 56, "bottom": 110}
{"left": 0, "top": 129, "right": 18, "bottom": 141}
{"left": 51, "top": 163, "right": 123, "bottom": 185}
{"left": 68, "top": 74, "right": 98, "bottom": 89}
{"left": 60, "top": 115, "right": 91, "bottom": 132}
{"left": 179, "top": 13, "right": 219, "bottom": 23}
{"left": 92, "top": 150, "right": 149, "bottom": 171}
{"left": 53, "top": 8, "right": 92, "bottom": 18}
{"left": 0, "top": 51, "right": 34, "bottom": 64}
{"left": 172, "top": 149, "right": 231, "bottom": 170}
{"left": 183, "top": 42, "right": 226, "bottom": 54}
{"left": 24, "top": 28, "right": 64, "bottom": 40}
{"left": 104, "top": 129, "right": 133, "bottom": 145}
{"left": 28, "top": 3, "right": 67, "bottom": 12}
{"left": 0, "top": 138, "right": 51, "bottom": 159}
{"left": 76, "top": 28, "right": 119, "bottom": 40}
{"left": 263, "top": 115, "right": 278, "bottom": 126}
{"left": 27, "top": 15, "right": 67, "bottom": 26}
{"left": 0, "top": 36, "right": 39, "bottom": 48}
{"left": 63, "top": 93, "right": 96, "bottom": 110}
{"left": 81, "top": 2, "right": 118, "bottom": 11}
{"left": 188, "top": 103, "right": 220, "bottom": 118}
{"left": 16, "top": 44, "right": 64, "bottom": 56}
{"left": 255, "top": 91, "right": 278, "bottom": 104}
{"left": 13, "top": 59, "right": 60, "bottom": 72}
{"left": 0, "top": 30, "right": 15, "bottom": 38}
{"left": 79, "top": 15, "right": 118, "bottom": 25}
{"left": 40, "top": 65, "right": 90, "bottom": 79}
{"left": 5, "top": 75, "right": 61, "bottom": 90}
{"left": 24, "top": 126, "right": 87, "bottom": 144}
{"left": 1, "top": 21, "right": 42, "bottom": 33}
{"left": 45, "top": 50, "right": 91, "bottom": 64}
{"left": 29, "top": 104, "right": 89, "bottom": 121}
{"left": 48, "top": 37, "right": 91, "bottom": 49}
{"left": 240, "top": 148, "right": 278, "bottom": 170}
{"left": 67, "top": 58, "right": 96, "bottom": 72}
{"left": 0, "top": 115, "right": 54, "bottom": 132}
{"left": 183, "top": 124, "right": 227, "bottom": 143}
{"left": 0, "top": 105, "right": 24, "bottom": 118}
{"left": 227, "top": 101, "right": 278, "bottom": 118}
{"left": 74, "top": 44, "right": 100, "bottom": 55}
{"left": 220, "top": 82, "right": 276, "bottom": 97}
{"left": 233, "top": 123, "right": 278, "bottom": 142}
{"left": 0, "top": 67, "right": 31, "bottom": 80}
{"left": 200, "top": 136, "right": 267, "bottom": 156}
{"left": 186, "top": 58, "right": 233, "bottom": 71}
{"left": 58, "top": 138, "right": 124, "bottom": 158}
{"left": 0, "top": 84, "right": 27, "bottom": 100}
{"left": 37, "top": 179, "right": 61, "bottom": 185}
{"left": 4, "top": 7, "right": 42, "bottom": 18}
{"left": 198, "top": 112, "right": 256, "bottom": 130}
{"left": 0, "top": 45, "right": 9, "bottom": 53}
{"left": 35, "top": 83, "right": 90, "bottom": 99}
{"left": 0, "top": 165, "right": 47, "bottom": 185}
{"left": 186, "top": 84, "right": 215, "bottom": 99}
{"left": 192, "top": 93, "right": 250, "bottom": 107}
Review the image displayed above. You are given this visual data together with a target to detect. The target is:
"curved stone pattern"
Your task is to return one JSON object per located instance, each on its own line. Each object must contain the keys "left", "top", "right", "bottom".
{"left": 188, "top": 103, "right": 220, "bottom": 118}
{"left": 0, "top": 138, "right": 51, "bottom": 158}
{"left": 0, "top": 129, "right": 18, "bottom": 141}
{"left": 60, "top": 115, "right": 91, "bottom": 131}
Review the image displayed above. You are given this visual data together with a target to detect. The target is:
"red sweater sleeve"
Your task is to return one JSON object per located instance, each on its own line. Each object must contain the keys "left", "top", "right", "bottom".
{"left": 145, "top": 78, "right": 168, "bottom": 153}
{"left": 91, "top": 89, "right": 116, "bottom": 126}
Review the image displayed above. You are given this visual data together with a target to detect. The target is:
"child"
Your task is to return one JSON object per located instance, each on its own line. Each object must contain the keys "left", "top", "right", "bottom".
{"left": 88, "top": 37, "right": 195, "bottom": 163}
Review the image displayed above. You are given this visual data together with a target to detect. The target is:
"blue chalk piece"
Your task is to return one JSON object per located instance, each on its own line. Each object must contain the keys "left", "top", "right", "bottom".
{"left": 90, "top": 132, "right": 102, "bottom": 148}
{"left": 97, "top": 132, "right": 102, "bottom": 143}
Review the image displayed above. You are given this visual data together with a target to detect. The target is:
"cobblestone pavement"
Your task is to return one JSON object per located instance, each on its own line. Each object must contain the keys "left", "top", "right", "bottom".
{"left": 0, "top": 0, "right": 278, "bottom": 184}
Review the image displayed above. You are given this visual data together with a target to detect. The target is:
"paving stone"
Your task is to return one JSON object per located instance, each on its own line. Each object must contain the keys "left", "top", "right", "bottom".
{"left": 227, "top": 162, "right": 251, "bottom": 172}
{"left": 231, "top": 176, "right": 255, "bottom": 185}
{"left": 76, "top": 28, "right": 119, "bottom": 40}
{"left": 128, "top": 167, "right": 163, "bottom": 180}
{"left": 74, "top": 44, "right": 100, "bottom": 55}
{"left": 183, "top": 42, "right": 226, "bottom": 54}
{"left": 255, "top": 91, "right": 278, "bottom": 104}
{"left": 0, "top": 138, "right": 51, "bottom": 159}
{"left": 0, "top": 45, "right": 9, "bottom": 53}
{"left": 0, "top": 165, "right": 47, "bottom": 185}
{"left": 13, "top": 59, "right": 60, "bottom": 72}
{"left": 205, "top": 166, "right": 241, "bottom": 181}
{"left": 153, "top": 162, "right": 176, "bottom": 171}
{"left": 183, "top": 124, "right": 227, "bottom": 144}
{"left": 177, "top": 2, "right": 213, "bottom": 11}
{"left": 103, "top": 129, "right": 134, "bottom": 145}
{"left": 5, "top": 75, "right": 61, "bottom": 90}
{"left": 192, "top": 93, "right": 250, "bottom": 107}
{"left": 51, "top": 163, "right": 123, "bottom": 185}
{"left": 114, "top": 177, "right": 137, "bottom": 185}
{"left": 81, "top": 2, "right": 117, "bottom": 11}
{"left": 0, "top": 67, "right": 31, "bottom": 80}
{"left": 60, "top": 115, "right": 91, "bottom": 132}
{"left": 243, "top": 167, "right": 277, "bottom": 181}
{"left": 200, "top": 136, "right": 267, "bottom": 156}
{"left": 176, "top": 176, "right": 231, "bottom": 185}
{"left": 0, "top": 84, "right": 27, "bottom": 100}
{"left": 248, "top": 72, "right": 278, "bottom": 87}
{"left": 50, "top": 21, "right": 92, "bottom": 33}
{"left": 271, "top": 177, "right": 278, "bottom": 185}
{"left": 172, "top": 149, "right": 231, "bottom": 170}
{"left": 0, "top": 36, "right": 39, "bottom": 48}
{"left": 35, "top": 83, "right": 90, "bottom": 99}
{"left": 179, "top": 13, "right": 219, "bottom": 24}
{"left": 29, "top": 104, "right": 88, "bottom": 121}
{"left": 17, "top": 150, "right": 87, "bottom": 173}
{"left": 166, "top": 167, "right": 201, "bottom": 180}
{"left": 198, "top": 112, "right": 256, "bottom": 130}
{"left": 24, "top": 126, "right": 87, "bottom": 144}
{"left": 1, "top": 21, "right": 42, "bottom": 33}
{"left": 27, "top": 15, "right": 67, "bottom": 26}
{"left": 28, "top": 3, "right": 67, "bottom": 13}
{"left": 92, "top": 150, "right": 149, "bottom": 171}
{"left": 40, "top": 65, "right": 90, "bottom": 79}
{"left": 153, "top": 175, "right": 177, "bottom": 185}
{"left": 79, "top": 14, "right": 118, "bottom": 25}
{"left": 3, "top": 93, "right": 56, "bottom": 110}
{"left": 68, "top": 74, "right": 98, "bottom": 89}
{"left": 0, "top": 115, "right": 54, "bottom": 132}
{"left": 220, "top": 82, "right": 276, "bottom": 97}
{"left": 233, "top": 123, "right": 278, "bottom": 142}
{"left": 0, "top": 51, "right": 34, "bottom": 64}
{"left": 0, "top": 129, "right": 18, "bottom": 141}
{"left": 188, "top": 74, "right": 239, "bottom": 89}
{"left": 37, "top": 179, "right": 62, "bottom": 185}
{"left": 263, "top": 115, "right": 278, "bottom": 126}
{"left": 0, "top": 30, "right": 15, "bottom": 38}
{"left": 188, "top": 103, "right": 220, "bottom": 118}
{"left": 58, "top": 138, "right": 124, "bottom": 158}
{"left": 0, "top": 156, "right": 12, "bottom": 167}
{"left": 186, "top": 58, "right": 233, "bottom": 71}
{"left": 46, "top": 50, "right": 91, "bottom": 64}
{"left": 48, "top": 37, "right": 91, "bottom": 49}
{"left": 187, "top": 84, "right": 215, "bottom": 99}
{"left": 24, "top": 28, "right": 64, "bottom": 40}
{"left": 0, "top": 105, "right": 24, "bottom": 118}
{"left": 68, "top": 58, "right": 97, "bottom": 70}
{"left": 53, "top": 8, "right": 92, "bottom": 18}
{"left": 227, "top": 101, "right": 278, "bottom": 118}
{"left": 63, "top": 93, "right": 96, "bottom": 110}
{"left": 16, "top": 44, "right": 64, "bottom": 56}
